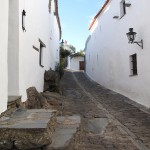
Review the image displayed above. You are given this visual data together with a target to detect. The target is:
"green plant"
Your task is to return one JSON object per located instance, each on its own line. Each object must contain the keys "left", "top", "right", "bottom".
{"left": 60, "top": 47, "right": 71, "bottom": 58}
{"left": 55, "top": 62, "right": 64, "bottom": 78}
{"left": 70, "top": 51, "right": 85, "bottom": 58}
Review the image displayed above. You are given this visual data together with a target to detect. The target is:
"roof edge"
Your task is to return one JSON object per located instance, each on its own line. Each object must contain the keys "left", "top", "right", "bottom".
{"left": 89, "top": 0, "right": 110, "bottom": 30}
{"left": 55, "top": 0, "right": 62, "bottom": 40}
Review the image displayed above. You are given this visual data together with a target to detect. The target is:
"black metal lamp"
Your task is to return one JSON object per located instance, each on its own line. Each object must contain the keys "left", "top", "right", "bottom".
{"left": 113, "top": 13, "right": 119, "bottom": 19}
{"left": 125, "top": 0, "right": 131, "bottom": 7}
{"left": 60, "top": 39, "right": 64, "bottom": 46}
{"left": 22, "top": 10, "right": 26, "bottom": 32}
{"left": 126, "top": 28, "right": 143, "bottom": 49}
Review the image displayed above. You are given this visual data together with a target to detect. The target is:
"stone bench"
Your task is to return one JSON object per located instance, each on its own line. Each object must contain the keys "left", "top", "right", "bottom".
{"left": 0, "top": 109, "right": 57, "bottom": 150}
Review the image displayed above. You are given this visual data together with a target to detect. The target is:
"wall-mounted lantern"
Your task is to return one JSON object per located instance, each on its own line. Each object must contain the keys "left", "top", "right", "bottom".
{"left": 22, "top": 10, "right": 26, "bottom": 32}
{"left": 113, "top": 13, "right": 119, "bottom": 19}
{"left": 113, "top": 15, "right": 119, "bottom": 19}
{"left": 60, "top": 39, "right": 64, "bottom": 47}
{"left": 126, "top": 28, "right": 143, "bottom": 49}
{"left": 125, "top": 0, "right": 131, "bottom": 7}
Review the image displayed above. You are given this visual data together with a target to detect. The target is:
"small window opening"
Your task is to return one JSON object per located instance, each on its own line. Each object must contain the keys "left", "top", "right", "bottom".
{"left": 120, "top": 0, "right": 126, "bottom": 18}
{"left": 39, "top": 39, "right": 46, "bottom": 68}
{"left": 48, "top": 0, "right": 52, "bottom": 13}
{"left": 130, "top": 54, "right": 137, "bottom": 76}
{"left": 54, "top": 0, "right": 57, "bottom": 15}
{"left": 22, "top": 10, "right": 26, "bottom": 32}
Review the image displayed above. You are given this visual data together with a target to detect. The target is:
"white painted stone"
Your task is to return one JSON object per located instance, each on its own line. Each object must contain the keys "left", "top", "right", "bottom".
{"left": 8, "top": 0, "right": 19, "bottom": 96}
{"left": 0, "top": 0, "right": 9, "bottom": 114}
{"left": 86, "top": 0, "right": 150, "bottom": 108}
{"left": 0, "top": 0, "right": 61, "bottom": 114}
{"left": 67, "top": 56, "right": 84, "bottom": 71}
{"left": 18, "top": 0, "right": 60, "bottom": 101}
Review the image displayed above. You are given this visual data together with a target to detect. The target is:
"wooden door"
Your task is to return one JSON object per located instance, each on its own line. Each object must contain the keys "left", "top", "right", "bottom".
{"left": 79, "top": 61, "right": 85, "bottom": 70}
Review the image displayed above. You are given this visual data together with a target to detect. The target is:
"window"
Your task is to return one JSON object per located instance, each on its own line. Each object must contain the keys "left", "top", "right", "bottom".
{"left": 97, "top": 54, "right": 99, "bottom": 64}
{"left": 120, "top": 0, "right": 126, "bottom": 18}
{"left": 33, "top": 45, "right": 39, "bottom": 52}
{"left": 130, "top": 54, "right": 137, "bottom": 76}
{"left": 22, "top": 10, "right": 26, "bottom": 32}
{"left": 39, "top": 44, "right": 44, "bottom": 67}
{"left": 39, "top": 39, "right": 46, "bottom": 68}
{"left": 48, "top": 0, "right": 52, "bottom": 13}
{"left": 54, "top": 0, "right": 57, "bottom": 15}
{"left": 99, "top": 25, "right": 102, "bottom": 32}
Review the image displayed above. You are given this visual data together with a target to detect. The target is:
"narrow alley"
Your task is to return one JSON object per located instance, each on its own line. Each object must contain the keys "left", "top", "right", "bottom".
{"left": 60, "top": 70, "right": 150, "bottom": 150}
{"left": 1, "top": 0, "right": 150, "bottom": 150}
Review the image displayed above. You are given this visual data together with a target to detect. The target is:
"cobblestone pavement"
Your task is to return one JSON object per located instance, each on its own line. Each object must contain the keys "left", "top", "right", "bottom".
{"left": 60, "top": 70, "right": 150, "bottom": 150}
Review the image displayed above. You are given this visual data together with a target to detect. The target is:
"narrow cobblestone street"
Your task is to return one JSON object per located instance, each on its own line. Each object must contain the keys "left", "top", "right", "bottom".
{"left": 60, "top": 70, "right": 150, "bottom": 150}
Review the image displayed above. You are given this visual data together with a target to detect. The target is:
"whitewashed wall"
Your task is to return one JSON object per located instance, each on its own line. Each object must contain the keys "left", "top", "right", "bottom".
{"left": 67, "top": 56, "right": 71, "bottom": 69}
{"left": 8, "top": 0, "right": 19, "bottom": 96}
{"left": 68, "top": 56, "right": 84, "bottom": 71}
{"left": 0, "top": 0, "right": 9, "bottom": 113}
{"left": 86, "top": 0, "right": 150, "bottom": 108}
{"left": 0, "top": 0, "right": 60, "bottom": 114}
{"left": 49, "top": 1, "right": 60, "bottom": 69}
{"left": 18, "top": 0, "right": 60, "bottom": 101}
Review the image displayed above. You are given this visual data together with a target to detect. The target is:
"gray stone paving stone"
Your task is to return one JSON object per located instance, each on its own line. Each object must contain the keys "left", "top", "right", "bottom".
{"left": 0, "top": 109, "right": 56, "bottom": 129}
{"left": 48, "top": 115, "right": 81, "bottom": 149}
{"left": 27, "top": 109, "right": 56, "bottom": 113}
{"left": 0, "top": 108, "right": 57, "bottom": 149}
{"left": 88, "top": 118, "right": 109, "bottom": 134}
{"left": 74, "top": 71, "right": 150, "bottom": 150}
{"left": 58, "top": 70, "right": 141, "bottom": 150}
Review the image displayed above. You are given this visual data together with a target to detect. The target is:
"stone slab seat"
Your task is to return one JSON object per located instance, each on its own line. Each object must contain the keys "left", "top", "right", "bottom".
{"left": 8, "top": 96, "right": 22, "bottom": 109}
{"left": 0, "top": 96, "right": 22, "bottom": 117}
{"left": 0, "top": 109, "right": 57, "bottom": 150}
{"left": 47, "top": 115, "right": 81, "bottom": 150}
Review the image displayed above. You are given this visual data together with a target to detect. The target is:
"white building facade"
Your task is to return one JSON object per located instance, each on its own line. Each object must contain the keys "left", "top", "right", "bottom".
{"left": 67, "top": 56, "right": 85, "bottom": 71}
{"left": 0, "top": 0, "right": 61, "bottom": 114}
{"left": 0, "top": 0, "right": 9, "bottom": 113}
{"left": 86, "top": 0, "right": 150, "bottom": 108}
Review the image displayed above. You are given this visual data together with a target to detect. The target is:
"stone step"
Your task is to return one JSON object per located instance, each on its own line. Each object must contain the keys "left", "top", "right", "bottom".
{"left": 0, "top": 109, "right": 57, "bottom": 150}
{"left": 0, "top": 96, "right": 22, "bottom": 117}
{"left": 8, "top": 96, "right": 22, "bottom": 109}
{"left": 46, "top": 115, "right": 81, "bottom": 150}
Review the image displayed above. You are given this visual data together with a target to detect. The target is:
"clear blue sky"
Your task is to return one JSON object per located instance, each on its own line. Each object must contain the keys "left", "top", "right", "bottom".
{"left": 58, "top": 0, "right": 105, "bottom": 51}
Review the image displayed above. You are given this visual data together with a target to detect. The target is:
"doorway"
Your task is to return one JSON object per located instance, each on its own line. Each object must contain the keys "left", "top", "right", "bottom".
{"left": 79, "top": 61, "right": 85, "bottom": 70}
